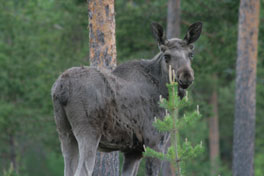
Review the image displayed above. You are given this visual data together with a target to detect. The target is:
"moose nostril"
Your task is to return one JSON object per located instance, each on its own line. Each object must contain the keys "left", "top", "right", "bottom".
{"left": 178, "top": 79, "right": 193, "bottom": 89}
{"left": 178, "top": 80, "right": 183, "bottom": 85}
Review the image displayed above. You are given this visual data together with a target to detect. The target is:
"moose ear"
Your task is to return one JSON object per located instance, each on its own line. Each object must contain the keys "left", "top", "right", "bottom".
{"left": 151, "top": 22, "right": 166, "bottom": 45}
{"left": 184, "top": 22, "right": 202, "bottom": 45}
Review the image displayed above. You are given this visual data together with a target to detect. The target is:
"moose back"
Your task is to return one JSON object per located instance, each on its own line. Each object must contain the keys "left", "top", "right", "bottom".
{"left": 52, "top": 22, "right": 202, "bottom": 176}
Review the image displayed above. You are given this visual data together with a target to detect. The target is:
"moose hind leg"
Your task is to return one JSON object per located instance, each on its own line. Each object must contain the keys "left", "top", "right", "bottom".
{"left": 74, "top": 127, "right": 101, "bottom": 176}
{"left": 53, "top": 100, "right": 79, "bottom": 176}
{"left": 61, "top": 133, "right": 79, "bottom": 176}
{"left": 132, "top": 160, "right": 141, "bottom": 176}
{"left": 145, "top": 157, "right": 162, "bottom": 176}
{"left": 122, "top": 152, "right": 142, "bottom": 176}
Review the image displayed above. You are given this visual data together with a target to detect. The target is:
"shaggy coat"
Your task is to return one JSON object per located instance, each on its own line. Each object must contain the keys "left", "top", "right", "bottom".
{"left": 52, "top": 22, "right": 202, "bottom": 176}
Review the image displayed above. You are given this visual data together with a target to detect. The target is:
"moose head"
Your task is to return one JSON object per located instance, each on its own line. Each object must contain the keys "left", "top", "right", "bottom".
{"left": 151, "top": 22, "right": 202, "bottom": 94}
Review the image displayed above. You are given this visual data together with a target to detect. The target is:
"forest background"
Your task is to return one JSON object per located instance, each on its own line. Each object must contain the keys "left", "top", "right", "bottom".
{"left": 0, "top": 0, "right": 263, "bottom": 175}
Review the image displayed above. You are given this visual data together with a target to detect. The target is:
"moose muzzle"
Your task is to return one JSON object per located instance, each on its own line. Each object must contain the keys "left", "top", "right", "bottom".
{"left": 176, "top": 66, "right": 194, "bottom": 89}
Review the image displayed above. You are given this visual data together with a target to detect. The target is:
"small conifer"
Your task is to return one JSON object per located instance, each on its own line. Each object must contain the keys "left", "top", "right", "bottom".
{"left": 144, "top": 66, "right": 203, "bottom": 176}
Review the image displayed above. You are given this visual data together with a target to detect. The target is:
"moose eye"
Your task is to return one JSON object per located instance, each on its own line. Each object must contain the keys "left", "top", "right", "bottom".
{"left": 164, "top": 54, "right": 171, "bottom": 63}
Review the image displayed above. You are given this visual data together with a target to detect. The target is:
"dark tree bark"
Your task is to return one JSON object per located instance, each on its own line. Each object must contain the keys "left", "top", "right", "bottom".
{"left": 161, "top": 1, "right": 181, "bottom": 175}
{"left": 88, "top": 0, "right": 119, "bottom": 175}
{"left": 233, "top": 0, "right": 260, "bottom": 176}
{"left": 166, "top": 0, "right": 181, "bottom": 39}
{"left": 92, "top": 152, "right": 119, "bottom": 175}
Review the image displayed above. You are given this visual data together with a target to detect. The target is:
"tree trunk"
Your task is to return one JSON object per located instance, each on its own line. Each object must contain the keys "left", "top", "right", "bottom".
{"left": 161, "top": 1, "right": 181, "bottom": 175}
{"left": 88, "top": 0, "right": 117, "bottom": 70}
{"left": 209, "top": 84, "right": 220, "bottom": 175}
{"left": 233, "top": 0, "right": 259, "bottom": 176}
{"left": 93, "top": 152, "right": 119, "bottom": 176}
{"left": 9, "top": 134, "right": 18, "bottom": 174}
{"left": 88, "top": 0, "right": 119, "bottom": 175}
{"left": 166, "top": 0, "right": 181, "bottom": 39}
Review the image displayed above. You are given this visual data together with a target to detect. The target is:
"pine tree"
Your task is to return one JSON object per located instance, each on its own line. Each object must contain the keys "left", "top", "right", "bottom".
{"left": 144, "top": 66, "right": 203, "bottom": 176}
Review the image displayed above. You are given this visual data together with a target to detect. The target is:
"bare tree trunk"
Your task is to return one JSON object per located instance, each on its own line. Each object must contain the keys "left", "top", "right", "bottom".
{"left": 88, "top": 0, "right": 117, "bottom": 70}
{"left": 233, "top": 0, "right": 259, "bottom": 176}
{"left": 209, "top": 82, "right": 220, "bottom": 175}
{"left": 88, "top": 0, "right": 119, "bottom": 175}
{"left": 92, "top": 152, "right": 119, "bottom": 175}
{"left": 166, "top": 0, "right": 181, "bottom": 39}
{"left": 161, "top": 1, "right": 181, "bottom": 175}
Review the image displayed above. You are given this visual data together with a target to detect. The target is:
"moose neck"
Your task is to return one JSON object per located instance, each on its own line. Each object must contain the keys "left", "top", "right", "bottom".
{"left": 144, "top": 52, "right": 169, "bottom": 99}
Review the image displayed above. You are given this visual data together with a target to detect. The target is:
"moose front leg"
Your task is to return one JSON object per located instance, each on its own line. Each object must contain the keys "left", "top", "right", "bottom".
{"left": 178, "top": 86, "right": 186, "bottom": 99}
{"left": 122, "top": 152, "right": 142, "bottom": 176}
{"left": 145, "top": 157, "right": 162, "bottom": 176}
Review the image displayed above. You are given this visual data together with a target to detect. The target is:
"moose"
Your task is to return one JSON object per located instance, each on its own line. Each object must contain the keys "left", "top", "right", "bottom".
{"left": 51, "top": 22, "right": 202, "bottom": 176}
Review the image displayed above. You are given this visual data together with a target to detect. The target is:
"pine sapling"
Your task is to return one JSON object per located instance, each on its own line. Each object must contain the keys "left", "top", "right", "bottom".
{"left": 144, "top": 65, "right": 203, "bottom": 176}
